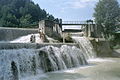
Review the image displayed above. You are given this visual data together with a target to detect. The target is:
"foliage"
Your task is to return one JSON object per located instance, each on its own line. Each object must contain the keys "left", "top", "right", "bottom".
{"left": 94, "top": 0, "right": 120, "bottom": 38}
{"left": 0, "top": 0, "right": 56, "bottom": 28}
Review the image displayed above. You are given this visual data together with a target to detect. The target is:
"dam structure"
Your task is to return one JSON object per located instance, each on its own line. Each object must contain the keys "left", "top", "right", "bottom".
{"left": 0, "top": 34, "right": 96, "bottom": 80}
{"left": 0, "top": 43, "right": 96, "bottom": 80}
{"left": 0, "top": 20, "right": 97, "bottom": 80}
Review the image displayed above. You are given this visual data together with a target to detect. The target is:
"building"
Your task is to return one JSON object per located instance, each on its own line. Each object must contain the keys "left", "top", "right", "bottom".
{"left": 39, "top": 20, "right": 62, "bottom": 40}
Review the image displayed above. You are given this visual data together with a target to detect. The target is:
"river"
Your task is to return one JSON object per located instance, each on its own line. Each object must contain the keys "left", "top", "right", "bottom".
{"left": 1, "top": 34, "right": 120, "bottom": 80}
{"left": 40, "top": 58, "right": 120, "bottom": 80}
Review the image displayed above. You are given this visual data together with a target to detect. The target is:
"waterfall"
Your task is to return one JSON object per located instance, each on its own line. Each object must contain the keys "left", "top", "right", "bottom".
{"left": 72, "top": 36, "right": 96, "bottom": 59}
{"left": 0, "top": 45, "right": 87, "bottom": 80}
{"left": 39, "top": 45, "right": 87, "bottom": 72}
{"left": 0, "top": 49, "right": 43, "bottom": 80}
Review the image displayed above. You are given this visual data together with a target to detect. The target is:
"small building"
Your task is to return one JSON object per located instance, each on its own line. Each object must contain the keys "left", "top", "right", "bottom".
{"left": 39, "top": 20, "right": 62, "bottom": 40}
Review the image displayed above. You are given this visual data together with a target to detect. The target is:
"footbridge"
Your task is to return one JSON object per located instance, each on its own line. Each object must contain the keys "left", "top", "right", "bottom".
{"left": 62, "top": 21, "right": 88, "bottom": 25}
{"left": 62, "top": 20, "right": 97, "bottom": 39}
{"left": 62, "top": 21, "right": 95, "bottom": 25}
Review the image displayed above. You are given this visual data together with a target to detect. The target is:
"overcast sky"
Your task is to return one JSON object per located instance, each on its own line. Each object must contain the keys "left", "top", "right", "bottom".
{"left": 33, "top": 0, "right": 120, "bottom": 21}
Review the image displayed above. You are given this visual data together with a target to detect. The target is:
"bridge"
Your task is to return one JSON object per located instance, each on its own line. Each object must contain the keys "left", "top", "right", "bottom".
{"left": 62, "top": 20, "right": 96, "bottom": 33}
{"left": 62, "top": 21, "right": 95, "bottom": 25}
{"left": 62, "top": 21, "right": 97, "bottom": 42}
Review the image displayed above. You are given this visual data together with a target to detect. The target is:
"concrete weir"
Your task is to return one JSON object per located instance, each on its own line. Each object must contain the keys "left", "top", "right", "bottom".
{"left": 0, "top": 43, "right": 79, "bottom": 49}
{"left": 0, "top": 27, "right": 38, "bottom": 41}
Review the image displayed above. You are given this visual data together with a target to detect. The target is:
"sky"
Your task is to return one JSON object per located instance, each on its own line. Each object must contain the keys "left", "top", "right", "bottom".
{"left": 33, "top": 0, "right": 120, "bottom": 21}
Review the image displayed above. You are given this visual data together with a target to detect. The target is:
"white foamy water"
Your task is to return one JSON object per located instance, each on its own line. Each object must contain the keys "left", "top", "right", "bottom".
{"left": 39, "top": 45, "right": 87, "bottom": 72}
{"left": 40, "top": 58, "right": 120, "bottom": 80}
{"left": 72, "top": 36, "right": 96, "bottom": 59}
{"left": 0, "top": 32, "right": 98, "bottom": 80}
{"left": 0, "top": 45, "right": 88, "bottom": 80}
{"left": 51, "top": 65, "right": 93, "bottom": 74}
{"left": 0, "top": 48, "right": 44, "bottom": 80}
{"left": 10, "top": 34, "right": 43, "bottom": 43}
{"left": 88, "top": 58, "right": 115, "bottom": 62}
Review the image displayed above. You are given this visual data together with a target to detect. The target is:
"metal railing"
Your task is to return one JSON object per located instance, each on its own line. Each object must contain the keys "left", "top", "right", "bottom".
{"left": 62, "top": 21, "right": 87, "bottom": 24}
{"left": 62, "top": 21, "right": 95, "bottom": 25}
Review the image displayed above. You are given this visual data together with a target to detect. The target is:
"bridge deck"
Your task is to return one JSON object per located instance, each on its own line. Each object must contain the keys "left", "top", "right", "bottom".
{"left": 62, "top": 21, "right": 95, "bottom": 25}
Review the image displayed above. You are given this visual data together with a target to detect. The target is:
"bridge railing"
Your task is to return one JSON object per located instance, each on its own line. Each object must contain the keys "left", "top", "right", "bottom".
{"left": 62, "top": 21, "right": 87, "bottom": 24}
{"left": 62, "top": 21, "right": 95, "bottom": 25}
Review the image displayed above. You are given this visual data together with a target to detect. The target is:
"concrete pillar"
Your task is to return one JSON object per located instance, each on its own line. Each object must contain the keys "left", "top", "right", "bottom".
{"left": 88, "top": 24, "right": 91, "bottom": 37}
{"left": 62, "top": 32, "right": 65, "bottom": 43}
{"left": 85, "top": 25, "right": 88, "bottom": 37}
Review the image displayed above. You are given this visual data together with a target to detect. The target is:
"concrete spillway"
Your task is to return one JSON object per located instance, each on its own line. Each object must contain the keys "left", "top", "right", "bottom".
{"left": 0, "top": 27, "right": 38, "bottom": 41}
{"left": 0, "top": 44, "right": 87, "bottom": 80}
{"left": 0, "top": 30, "right": 96, "bottom": 80}
{"left": 0, "top": 43, "right": 79, "bottom": 49}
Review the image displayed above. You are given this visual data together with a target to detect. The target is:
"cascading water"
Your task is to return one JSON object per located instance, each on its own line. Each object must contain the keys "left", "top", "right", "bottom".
{"left": 72, "top": 36, "right": 96, "bottom": 59}
{"left": 9, "top": 33, "right": 57, "bottom": 43}
{"left": 0, "top": 32, "right": 97, "bottom": 80}
{"left": 39, "top": 45, "right": 87, "bottom": 72}
{"left": 0, "top": 49, "right": 43, "bottom": 80}
{"left": 10, "top": 34, "right": 43, "bottom": 43}
{"left": 0, "top": 45, "right": 88, "bottom": 80}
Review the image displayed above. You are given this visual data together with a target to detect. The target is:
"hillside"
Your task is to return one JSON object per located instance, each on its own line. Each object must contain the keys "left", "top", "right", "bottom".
{"left": 0, "top": 0, "right": 55, "bottom": 28}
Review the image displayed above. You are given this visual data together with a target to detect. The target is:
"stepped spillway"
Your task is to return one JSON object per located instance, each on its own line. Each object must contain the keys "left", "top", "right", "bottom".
{"left": 0, "top": 33, "right": 97, "bottom": 80}
{"left": 0, "top": 45, "right": 88, "bottom": 80}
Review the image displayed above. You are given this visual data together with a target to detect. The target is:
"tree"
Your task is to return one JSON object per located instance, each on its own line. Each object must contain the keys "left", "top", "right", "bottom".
{"left": 94, "top": 0, "right": 120, "bottom": 38}
{"left": 47, "top": 15, "right": 55, "bottom": 21}
{"left": 0, "top": 0, "right": 56, "bottom": 28}
{"left": 19, "top": 14, "right": 32, "bottom": 27}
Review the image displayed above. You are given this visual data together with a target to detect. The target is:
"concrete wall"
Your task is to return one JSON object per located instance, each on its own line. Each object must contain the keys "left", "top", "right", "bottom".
{"left": 39, "top": 20, "right": 62, "bottom": 39}
{"left": 84, "top": 24, "right": 97, "bottom": 37}
{"left": 0, "top": 27, "right": 38, "bottom": 41}
{"left": 0, "top": 43, "right": 79, "bottom": 49}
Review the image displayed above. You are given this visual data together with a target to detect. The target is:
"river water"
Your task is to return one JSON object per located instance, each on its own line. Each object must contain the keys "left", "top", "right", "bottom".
{"left": 1, "top": 34, "right": 120, "bottom": 80}
{"left": 39, "top": 58, "right": 120, "bottom": 80}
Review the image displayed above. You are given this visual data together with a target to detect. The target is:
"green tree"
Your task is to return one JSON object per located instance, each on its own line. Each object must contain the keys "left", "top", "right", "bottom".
{"left": 47, "top": 14, "right": 55, "bottom": 21}
{"left": 94, "top": 0, "right": 120, "bottom": 38}
{"left": 19, "top": 14, "right": 32, "bottom": 27}
{"left": 0, "top": 0, "right": 56, "bottom": 28}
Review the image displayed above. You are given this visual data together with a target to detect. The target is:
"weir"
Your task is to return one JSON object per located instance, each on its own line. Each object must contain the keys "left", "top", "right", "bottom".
{"left": 0, "top": 27, "right": 38, "bottom": 41}
{"left": 0, "top": 39, "right": 96, "bottom": 80}
{"left": 0, "top": 43, "right": 79, "bottom": 49}
{"left": 0, "top": 44, "right": 88, "bottom": 80}
{"left": 0, "top": 27, "right": 96, "bottom": 80}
